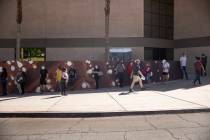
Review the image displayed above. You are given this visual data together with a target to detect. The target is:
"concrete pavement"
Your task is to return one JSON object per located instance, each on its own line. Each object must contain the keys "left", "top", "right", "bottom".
{"left": 0, "top": 113, "right": 210, "bottom": 140}
{"left": 0, "top": 76, "right": 210, "bottom": 116}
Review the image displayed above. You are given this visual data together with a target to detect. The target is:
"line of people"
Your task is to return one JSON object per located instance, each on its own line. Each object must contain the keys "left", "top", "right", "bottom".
{"left": 0, "top": 54, "right": 208, "bottom": 96}
{"left": 54, "top": 65, "right": 77, "bottom": 96}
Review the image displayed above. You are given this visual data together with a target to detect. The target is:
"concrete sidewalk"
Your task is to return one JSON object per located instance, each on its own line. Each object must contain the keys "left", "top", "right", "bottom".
{"left": 0, "top": 76, "right": 210, "bottom": 117}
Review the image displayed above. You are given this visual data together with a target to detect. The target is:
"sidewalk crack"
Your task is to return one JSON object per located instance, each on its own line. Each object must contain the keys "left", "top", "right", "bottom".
{"left": 145, "top": 117, "right": 158, "bottom": 130}
{"left": 153, "top": 91, "right": 208, "bottom": 108}
{"left": 177, "top": 114, "right": 203, "bottom": 127}
{"left": 164, "top": 129, "right": 180, "bottom": 140}
{"left": 107, "top": 92, "right": 127, "bottom": 111}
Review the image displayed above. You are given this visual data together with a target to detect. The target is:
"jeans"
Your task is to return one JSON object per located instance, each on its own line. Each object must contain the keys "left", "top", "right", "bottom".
{"left": 60, "top": 80, "right": 67, "bottom": 95}
{"left": 193, "top": 72, "right": 201, "bottom": 85}
{"left": 117, "top": 72, "right": 124, "bottom": 87}
{"left": 181, "top": 66, "right": 188, "bottom": 80}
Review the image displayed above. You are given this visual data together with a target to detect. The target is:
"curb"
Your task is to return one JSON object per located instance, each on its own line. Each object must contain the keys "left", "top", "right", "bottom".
{"left": 1, "top": 108, "right": 210, "bottom": 118}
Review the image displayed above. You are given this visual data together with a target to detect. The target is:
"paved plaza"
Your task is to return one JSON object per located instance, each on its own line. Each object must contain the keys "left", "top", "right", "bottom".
{"left": 0, "top": 76, "right": 210, "bottom": 114}
{"left": 0, "top": 113, "right": 210, "bottom": 140}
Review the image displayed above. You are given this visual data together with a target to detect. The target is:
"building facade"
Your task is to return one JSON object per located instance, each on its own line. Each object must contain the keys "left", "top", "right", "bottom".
{"left": 0, "top": 0, "right": 210, "bottom": 73}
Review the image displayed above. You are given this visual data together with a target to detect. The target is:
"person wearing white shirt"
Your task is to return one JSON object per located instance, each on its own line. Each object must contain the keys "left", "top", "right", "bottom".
{"left": 60, "top": 67, "right": 69, "bottom": 96}
{"left": 162, "top": 59, "right": 170, "bottom": 83}
{"left": 180, "top": 53, "right": 188, "bottom": 80}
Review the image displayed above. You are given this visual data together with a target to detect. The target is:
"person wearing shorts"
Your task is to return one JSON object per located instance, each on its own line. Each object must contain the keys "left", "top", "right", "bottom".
{"left": 129, "top": 59, "right": 145, "bottom": 92}
{"left": 162, "top": 59, "right": 170, "bottom": 83}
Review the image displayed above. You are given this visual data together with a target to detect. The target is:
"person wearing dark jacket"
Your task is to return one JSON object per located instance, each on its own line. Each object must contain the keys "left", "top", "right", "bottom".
{"left": 1, "top": 67, "right": 8, "bottom": 96}
{"left": 40, "top": 66, "right": 48, "bottom": 94}
{"left": 15, "top": 71, "right": 26, "bottom": 95}
{"left": 68, "top": 65, "right": 77, "bottom": 90}
{"left": 115, "top": 60, "right": 125, "bottom": 87}
{"left": 93, "top": 65, "right": 101, "bottom": 89}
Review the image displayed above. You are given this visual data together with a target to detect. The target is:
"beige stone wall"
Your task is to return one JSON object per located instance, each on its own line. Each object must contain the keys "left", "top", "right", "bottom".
{"left": 0, "top": 0, "right": 144, "bottom": 39}
{"left": 0, "top": 48, "right": 14, "bottom": 60}
{"left": 174, "top": 47, "right": 210, "bottom": 74}
{"left": 46, "top": 47, "right": 106, "bottom": 61}
{"left": 0, "top": 0, "right": 16, "bottom": 38}
{"left": 46, "top": 47, "right": 144, "bottom": 61}
{"left": 174, "top": 0, "right": 210, "bottom": 39}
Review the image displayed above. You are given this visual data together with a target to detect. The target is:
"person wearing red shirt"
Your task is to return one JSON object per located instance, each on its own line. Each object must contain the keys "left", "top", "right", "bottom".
{"left": 145, "top": 63, "right": 152, "bottom": 83}
{"left": 193, "top": 57, "right": 205, "bottom": 86}
{"left": 127, "top": 61, "right": 134, "bottom": 83}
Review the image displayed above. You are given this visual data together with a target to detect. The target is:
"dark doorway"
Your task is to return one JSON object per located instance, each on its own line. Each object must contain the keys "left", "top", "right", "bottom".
{"left": 144, "top": 48, "right": 174, "bottom": 60}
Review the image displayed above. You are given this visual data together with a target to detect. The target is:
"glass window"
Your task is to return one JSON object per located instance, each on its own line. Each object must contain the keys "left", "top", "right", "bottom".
{"left": 144, "top": 0, "right": 174, "bottom": 40}
{"left": 20, "top": 48, "right": 46, "bottom": 61}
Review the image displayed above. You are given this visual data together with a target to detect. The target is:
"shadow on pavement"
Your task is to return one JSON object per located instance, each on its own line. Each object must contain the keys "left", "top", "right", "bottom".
{"left": 42, "top": 95, "right": 62, "bottom": 100}
{"left": 0, "top": 76, "right": 209, "bottom": 101}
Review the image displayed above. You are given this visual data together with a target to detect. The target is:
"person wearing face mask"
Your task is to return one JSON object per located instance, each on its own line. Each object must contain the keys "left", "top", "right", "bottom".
{"left": 40, "top": 66, "right": 48, "bottom": 94}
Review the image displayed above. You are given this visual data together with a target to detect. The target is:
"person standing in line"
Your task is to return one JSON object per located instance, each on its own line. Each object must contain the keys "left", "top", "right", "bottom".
{"left": 0, "top": 67, "right": 8, "bottom": 96}
{"left": 55, "top": 65, "right": 62, "bottom": 92}
{"left": 40, "top": 66, "right": 48, "bottom": 94}
{"left": 145, "top": 63, "right": 152, "bottom": 83}
{"left": 68, "top": 65, "right": 77, "bottom": 91}
{"left": 201, "top": 53, "right": 207, "bottom": 76}
{"left": 15, "top": 70, "right": 26, "bottom": 95}
{"left": 60, "top": 67, "right": 69, "bottom": 96}
{"left": 162, "top": 59, "right": 170, "bottom": 84}
{"left": 115, "top": 60, "right": 125, "bottom": 88}
{"left": 93, "top": 65, "right": 101, "bottom": 89}
{"left": 193, "top": 57, "right": 205, "bottom": 86}
{"left": 127, "top": 60, "right": 134, "bottom": 84}
{"left": 129, "top": 59, "right": 145, "bottom": 92}
{"left": 180, "top": 53, "right": 188, "bottom": 80}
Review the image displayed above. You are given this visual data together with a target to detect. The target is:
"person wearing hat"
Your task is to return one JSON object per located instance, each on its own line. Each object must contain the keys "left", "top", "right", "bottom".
{"left": 162, "top": 59, "right": 170, "bottom": 83}
{"left": 129, "top": 59, "right": 145, "bottom": 92}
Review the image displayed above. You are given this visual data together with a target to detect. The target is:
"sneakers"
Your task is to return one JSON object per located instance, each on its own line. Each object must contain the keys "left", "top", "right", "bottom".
{"left": 129, "top": 89, "right": 134, "bottom": 93}
{"left": 141, "top": 87, "right": 146, "bottom": 91}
